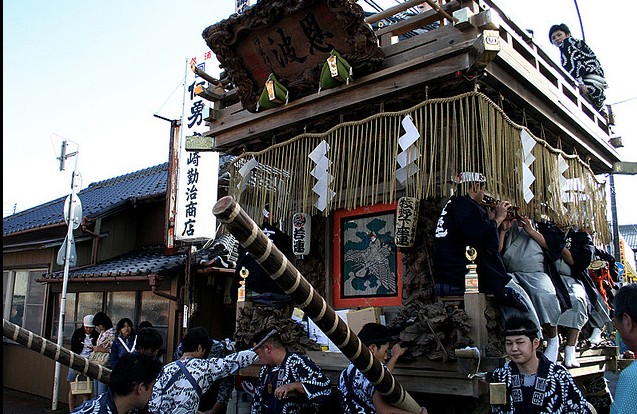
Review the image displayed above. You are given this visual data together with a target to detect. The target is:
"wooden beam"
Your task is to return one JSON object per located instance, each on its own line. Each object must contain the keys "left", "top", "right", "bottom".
{"left": 464, "top": 293, "right": 489, "bottom": 353}
{"left": 207, "top": 28, "right": 478, "bottom": 150}
{"left": 238, "top": 350, "right": 490, "bottom": 397}
{"left": 210, "top": 53, "right": 471, "bottom": 150}
{"left": 613, "top": 162, "right": 637, "bottom": 174}
{"left": 469, "top": 29, "right": 500, "bottom": 71}
{"left": 374, "top": 1, "right": 461, "bottom": 38}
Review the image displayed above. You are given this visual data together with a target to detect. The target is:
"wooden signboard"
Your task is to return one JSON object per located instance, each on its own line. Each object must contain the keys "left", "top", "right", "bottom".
{"left": 202, "top": 0, "right": 385, "bottom": 112}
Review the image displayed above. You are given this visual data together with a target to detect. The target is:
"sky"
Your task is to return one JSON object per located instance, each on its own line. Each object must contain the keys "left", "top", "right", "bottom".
{"left": 3, "top": 1, "right": 636, "bottom": 227}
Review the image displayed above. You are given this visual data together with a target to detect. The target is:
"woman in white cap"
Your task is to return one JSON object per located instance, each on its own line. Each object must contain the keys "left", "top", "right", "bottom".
{"left": 67, "top": 314, "right": 99, "bottom": 409}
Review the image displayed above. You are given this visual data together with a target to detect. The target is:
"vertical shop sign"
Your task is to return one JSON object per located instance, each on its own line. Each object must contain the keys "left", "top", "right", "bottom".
{"left": 175, "top": 51, "right": 219, "bottom": 241}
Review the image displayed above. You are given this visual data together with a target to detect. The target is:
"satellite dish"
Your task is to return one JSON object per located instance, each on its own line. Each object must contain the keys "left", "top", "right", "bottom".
{"left": 63, "top": 195, "right": 83, "bottom": 229}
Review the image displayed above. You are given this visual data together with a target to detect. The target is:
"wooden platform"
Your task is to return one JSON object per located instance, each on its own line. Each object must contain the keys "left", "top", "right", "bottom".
{"left": 238, "top": 346, "right": 617, "bottom": 400}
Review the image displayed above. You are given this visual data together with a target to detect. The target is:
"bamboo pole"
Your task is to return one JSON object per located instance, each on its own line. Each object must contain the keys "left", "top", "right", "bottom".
{"left": 213, "top": 196, "right": 421, "bottom": 413}
{"left": 3, "top": 319, "right": 111, "bottom": 384}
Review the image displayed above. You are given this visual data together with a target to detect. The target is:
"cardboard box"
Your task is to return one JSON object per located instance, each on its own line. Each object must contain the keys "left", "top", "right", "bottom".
{"left": 346, "top": 307, "right": 381, "bottom": 335}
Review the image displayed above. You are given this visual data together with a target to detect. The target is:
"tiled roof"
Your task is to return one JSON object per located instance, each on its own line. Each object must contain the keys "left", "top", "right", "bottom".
{"left": 39, "top": 248, "right": 184, "bottom": 280}
{"left": 619, "top": 224, "right": 637, "bottom": 251}
{"left": 3, "top": 155, "right": 235, "bottom": 236}
{"left": 6, "top": 156, "right": 238, "bottom": 282}
{"left": 40, "top": 235, "right": 238, "bottom": 281}
{"left": 3, "top": 163, "right": 169, "bottom": 236}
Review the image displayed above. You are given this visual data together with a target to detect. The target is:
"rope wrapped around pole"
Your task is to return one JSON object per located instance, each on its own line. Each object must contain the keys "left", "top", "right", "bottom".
{"left": 213, "top": 196, "right": 421, "bottom": 413}
{"left": 3, "top": 318, "right": 111, "bottom": 384}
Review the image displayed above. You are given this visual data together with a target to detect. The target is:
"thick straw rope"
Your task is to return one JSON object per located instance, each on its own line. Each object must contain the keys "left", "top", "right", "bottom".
{"left": 229, "top": 91, "right": 609, "bottom": 243}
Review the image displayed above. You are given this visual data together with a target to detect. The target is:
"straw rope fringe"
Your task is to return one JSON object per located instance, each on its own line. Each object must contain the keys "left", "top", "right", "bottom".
{"left": 228, "top": 91, "right": 609, "bottom": 243}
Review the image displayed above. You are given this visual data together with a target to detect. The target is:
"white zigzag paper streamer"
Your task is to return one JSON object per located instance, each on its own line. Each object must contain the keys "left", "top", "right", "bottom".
{"left": 396, "top": 115, "right": 420, "bottom": 187}
{"left": 520, "top": 130, "right": 536, "bottom": 203}
{"left": 238, "top": 157, "right": 258, "bottom": 191}
{"left": 557, "top": 154, "right": 569, "bottom": 196}
{"left": 309, "top": 140, "right": 335, "bottom": 211}
{"left": 557, "top": 154, "right": 570, "bottom": 212}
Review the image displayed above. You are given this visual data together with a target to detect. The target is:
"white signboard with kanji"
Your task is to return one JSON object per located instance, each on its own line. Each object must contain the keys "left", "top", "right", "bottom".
{"left": 175, "top": 51, "right": 219, "bottom": 241}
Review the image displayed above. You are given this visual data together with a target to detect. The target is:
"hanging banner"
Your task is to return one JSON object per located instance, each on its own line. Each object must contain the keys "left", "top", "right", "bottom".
{"left": 395, "top": 197, "right": 419, "bottom": 248}
{"left": 292, "top": 213, "right": 311, "bottom": 256}
{"left": 175, "top": 51, "right": 219, "bottom": 241}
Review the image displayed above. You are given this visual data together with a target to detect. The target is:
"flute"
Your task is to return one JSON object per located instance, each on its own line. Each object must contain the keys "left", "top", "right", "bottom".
{"left": 480, "top": 195, "right": 521, "bottom": 219}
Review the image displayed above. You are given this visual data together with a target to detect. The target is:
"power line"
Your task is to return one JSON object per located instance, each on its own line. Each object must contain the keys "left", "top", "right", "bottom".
{"left": 573, "top": 0, "right": 585, "bottom": 41}
{"left": 608, "top": 96, "right": 637, "bottom": 106}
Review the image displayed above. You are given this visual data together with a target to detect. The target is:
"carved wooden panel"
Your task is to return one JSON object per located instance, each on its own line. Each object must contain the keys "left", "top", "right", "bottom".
{"left": 202, "top": 0, "right": 385, "bottom": 112}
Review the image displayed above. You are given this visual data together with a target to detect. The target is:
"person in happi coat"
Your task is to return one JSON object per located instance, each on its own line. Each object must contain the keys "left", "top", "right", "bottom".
{"left": 72, "top": 353, "right": 162, "bottom": 414}
{"left": 549, "top": 23, "right": 607, "bottom": 110}
{"left": 149, "top": 326, "right": 257, "bottom": 414}
{"left": 174, "top": 335, "right": 236, "bottom": 414}
{"left": 499, "top": 216, "right": 571, "bottom": 364}
{"left": 555, "top": 227, "right": 611, "bottom": 367}
{"left": 339, "top": 323, "right": 427, "bottom": 414}
{"left": 433, "top": 171, "right": 534, "bottom": 315}
{"left": 490, "top": 316, "right": 592, "bottom": 414}
{"left": 250, "top": 327, "right": 332, "bottom": 414}
{"left": 610, "top": 283, "right": 637, "bottom": 414}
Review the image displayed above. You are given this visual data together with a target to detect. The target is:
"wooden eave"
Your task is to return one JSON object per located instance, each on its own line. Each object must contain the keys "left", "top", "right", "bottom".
{"left": 205, "top": 23, "right": 476, "bottom": 149}
{"left": 203, "top": 0, "right": 618, "bottom": 174}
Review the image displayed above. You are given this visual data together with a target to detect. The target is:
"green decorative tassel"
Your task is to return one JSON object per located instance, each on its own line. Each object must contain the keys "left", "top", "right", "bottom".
{"left": 256, "top": 73, "right": 289, "bottom": 111}
{"left": 318, "top": 50, "right": 353, "bottom": 93}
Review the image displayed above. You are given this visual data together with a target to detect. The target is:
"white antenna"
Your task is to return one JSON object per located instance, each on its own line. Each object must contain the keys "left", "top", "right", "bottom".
{"left": 58, "top": 139, "right": 79, "bottom": 171}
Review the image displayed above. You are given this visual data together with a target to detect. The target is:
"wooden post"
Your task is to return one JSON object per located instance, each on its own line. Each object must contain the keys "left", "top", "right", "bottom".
{"left": 464, "top": 246, "right": 488, "bottom": 353}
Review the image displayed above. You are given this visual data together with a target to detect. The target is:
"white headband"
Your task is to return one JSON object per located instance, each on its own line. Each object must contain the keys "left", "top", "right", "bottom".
{"left": 252, "top": 328, "right": 279, "bottom": 350}
{"left": 458, "top": 172, "right": 486, "bottom": 183}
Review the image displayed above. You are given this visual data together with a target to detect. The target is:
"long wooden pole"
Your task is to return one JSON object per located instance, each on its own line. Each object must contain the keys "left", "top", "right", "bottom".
{"left": 213, "top": 196, "right": 421, "bottom": 413}
{"left": 3, "top": 319, "right": 111, "bottom": 384}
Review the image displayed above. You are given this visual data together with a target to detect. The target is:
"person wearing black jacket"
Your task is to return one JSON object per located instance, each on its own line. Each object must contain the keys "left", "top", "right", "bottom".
{"left": 433, "top": 172, "right": 531, "bottom": 313}
{"left": 68, "top": 314, "right": 99, "bottom": 409}
{"left": 231, "top": 217, "right": 295, "bottom": 308}
{"left": 555, "top": 228, "right": 610, "bottom": 366}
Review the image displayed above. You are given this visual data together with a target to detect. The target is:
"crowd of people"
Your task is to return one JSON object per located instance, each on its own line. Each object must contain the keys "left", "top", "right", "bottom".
{"left": 433, "top": 170, "right": 635, "bottom": 413}
{"left": 434, "top": 172, "right": 618, "bottom": 365}
{"left": 70, "top": 321, "right": 430, "bottom": 414}
{"left": 67, "top": 286, "right": 636, "bottom": 414}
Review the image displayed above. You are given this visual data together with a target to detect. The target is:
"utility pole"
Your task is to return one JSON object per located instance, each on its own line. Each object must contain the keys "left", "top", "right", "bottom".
{"left": 52, "top": 140, "right": 81, "bottom": 410}
{"left": 609, "top": 173, "right": 621, "bottom": 261}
